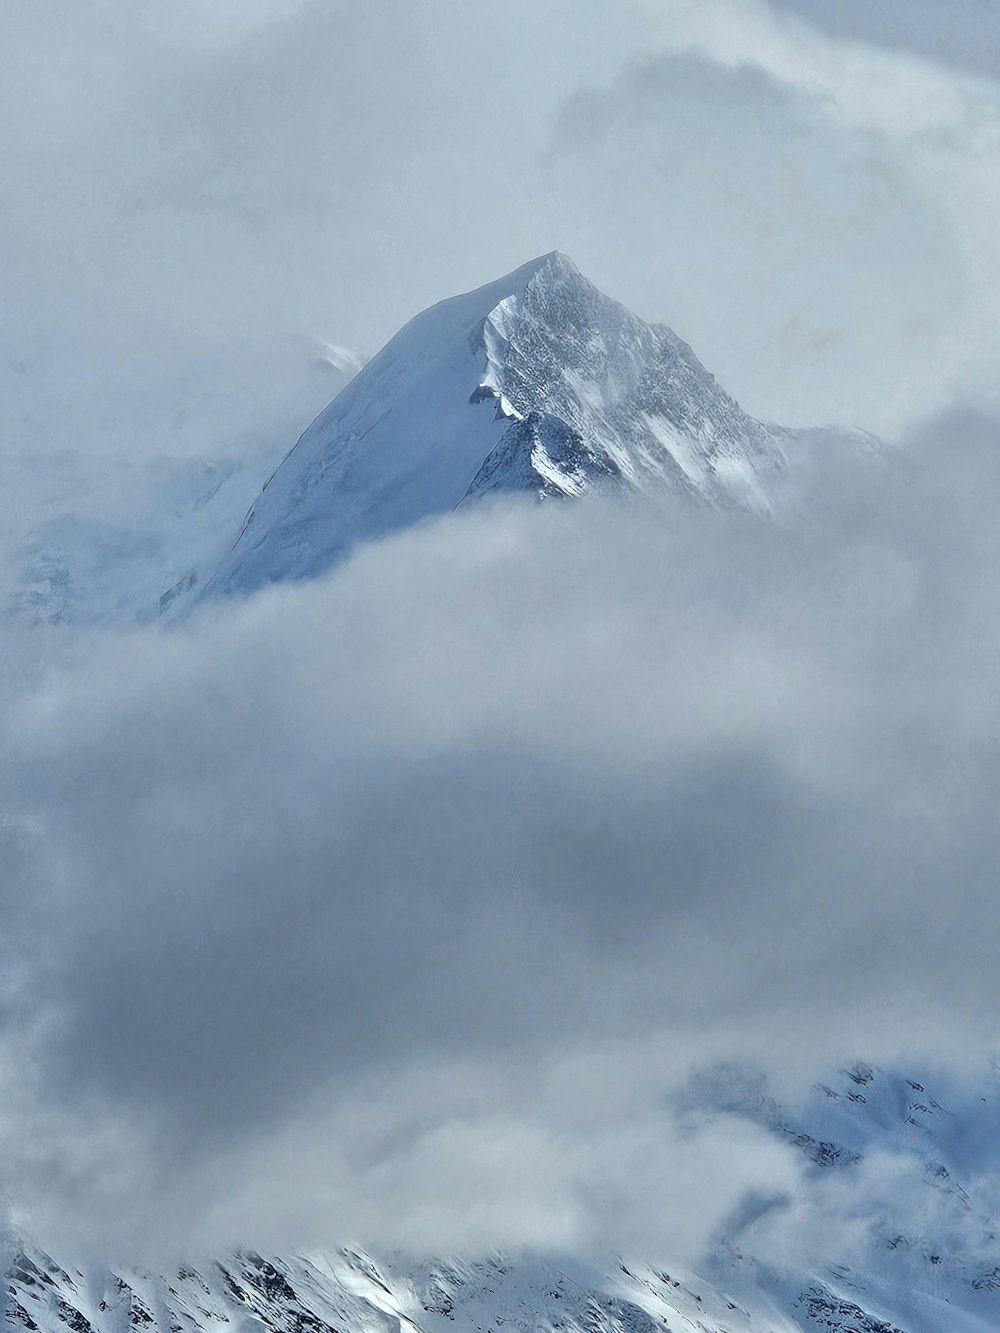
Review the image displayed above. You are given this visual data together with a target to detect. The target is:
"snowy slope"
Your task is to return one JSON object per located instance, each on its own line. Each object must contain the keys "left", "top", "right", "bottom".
{"left": 8, "top": 1064, "right": 1000, "bottom": 1333}
{"left": 201, "top": 253, "right": 864, "bottom": 601}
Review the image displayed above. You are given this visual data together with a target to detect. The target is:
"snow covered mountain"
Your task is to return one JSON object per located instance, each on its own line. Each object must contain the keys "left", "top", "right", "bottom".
{"left": 4, "top": 253, "right": 874, "bottom": 622}
{"left": 9, "top": 1063, "right": 1000, "bottom": 1333}
{"left": 199, "top": 253, "right": 868, "bottom": 601}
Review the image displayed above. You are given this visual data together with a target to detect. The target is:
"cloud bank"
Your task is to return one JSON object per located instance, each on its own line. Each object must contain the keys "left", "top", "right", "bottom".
{"left": 3, "top": 415, "right": 1000, "bottom": 1260}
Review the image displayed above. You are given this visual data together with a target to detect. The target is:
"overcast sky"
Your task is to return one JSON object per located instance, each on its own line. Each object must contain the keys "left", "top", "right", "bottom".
{"left": 4, "top": 0, "right": 1000, "bottom": 1273}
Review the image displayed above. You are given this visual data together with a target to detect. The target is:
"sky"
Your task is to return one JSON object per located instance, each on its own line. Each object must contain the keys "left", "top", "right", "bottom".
{"left": 5, "top": 0, "right": 1000, "bottom": 1273}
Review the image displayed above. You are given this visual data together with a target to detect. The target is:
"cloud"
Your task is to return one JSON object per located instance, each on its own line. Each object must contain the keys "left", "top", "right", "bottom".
{"left": 770, "top": 0, "right": 1000, "bottom": 83}
{"left": 0, "top": 0, "right": 652, "bottom": 467}
{"left": 4, "top": 413, "right": 1000, "bottom": 1259}
{"left": 6, "top": 0, "right": 1000, "bottom": 1277}
{"left": 546, "top": 0, "right": 1000, "bottom": 435}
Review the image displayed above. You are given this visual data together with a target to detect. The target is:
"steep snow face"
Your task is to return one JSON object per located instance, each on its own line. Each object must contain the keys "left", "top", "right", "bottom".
{"left": 468, "top": 253, "right": 787, "bottom": 508}
{"left": 9, "top": 1064, "right": 1000, "bottom": 1333}
{"left": 203, "top": 254, "right": 800, "bottom": 600}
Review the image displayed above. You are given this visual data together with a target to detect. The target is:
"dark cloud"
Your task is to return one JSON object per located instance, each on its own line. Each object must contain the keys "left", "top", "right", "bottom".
{"left": 4, "top": 416, "right": 1000, "bottom": 1256}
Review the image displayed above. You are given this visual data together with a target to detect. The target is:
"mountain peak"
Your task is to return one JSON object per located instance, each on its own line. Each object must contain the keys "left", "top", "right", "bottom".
{"left": 520, "top": 249, "right": 581, "bottom": 281}
{"left": 416, "top": 251, "right": 587, "bottom": 335}
{"left": 492, "top": 251, "right": 597, "bottom": 315}
{"left": 194, "top": 259, "right": 846, "bottom": 602}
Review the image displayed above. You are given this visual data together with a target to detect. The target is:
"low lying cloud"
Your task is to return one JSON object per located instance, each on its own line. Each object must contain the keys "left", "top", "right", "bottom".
{"left": 3, "top": 411, "right": 1000, "bottom": 1262}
